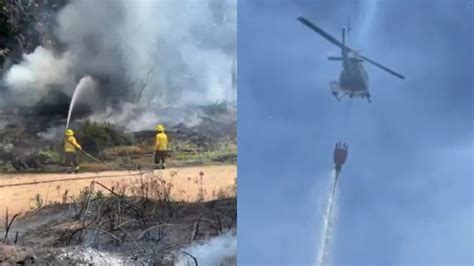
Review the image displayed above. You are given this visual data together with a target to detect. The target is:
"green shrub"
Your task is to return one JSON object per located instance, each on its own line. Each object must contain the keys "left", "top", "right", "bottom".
{"left": 76, "top": 121, "right": 133, "bottom": 156}
{"left": 37, "top": 148, "right": 61, "bottom": 164}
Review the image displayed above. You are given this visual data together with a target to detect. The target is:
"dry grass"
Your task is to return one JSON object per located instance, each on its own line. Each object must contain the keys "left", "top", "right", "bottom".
{"left": 79, "top": 162, "right": 110, "bottom": 172}
{"left": 103, "top": 145, "right": 147, "bottom": 158}
{"left": 0, "top": 165, "right": 236, "bottom": 214}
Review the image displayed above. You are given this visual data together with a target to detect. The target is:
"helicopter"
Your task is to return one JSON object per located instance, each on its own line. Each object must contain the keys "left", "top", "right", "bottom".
{"left": 297, "top": 16, "right": 405, "bottom": 103}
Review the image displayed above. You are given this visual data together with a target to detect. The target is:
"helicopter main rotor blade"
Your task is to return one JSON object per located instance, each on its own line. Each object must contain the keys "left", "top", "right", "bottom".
{"left": 297, "top": 16, "right": 405, "bottom": 80}
{"left": 360, "top": 55, "right": 405, "bottom": 79}
{"left": 297, "top": 16, "right": 353, "bottom": 52}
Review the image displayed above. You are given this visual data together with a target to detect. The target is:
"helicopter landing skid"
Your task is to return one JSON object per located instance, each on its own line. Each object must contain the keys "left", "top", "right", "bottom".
{"left": 329, "top": 81, "right": 371, "bottom": 103}
{"left": 349, "top": 92, "right": 371, "bottom": 103}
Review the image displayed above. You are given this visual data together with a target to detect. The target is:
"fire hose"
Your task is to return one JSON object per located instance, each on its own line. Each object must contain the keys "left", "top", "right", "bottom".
{"left": 78, "top": 149, "right": 168, "bottom": 173}
{"left": 79, "top": 149, "right": 114, "bottom": 168}
{"left": 78, "top": 148, "right": 138, "bottom": 170}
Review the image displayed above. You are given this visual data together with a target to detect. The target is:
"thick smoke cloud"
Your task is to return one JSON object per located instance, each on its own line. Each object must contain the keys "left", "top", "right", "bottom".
{"left": 2, "top": 0, "right": 236, "bottom": 127}
{"left": 3, "top": 46, "right": 75, "bottom": 106}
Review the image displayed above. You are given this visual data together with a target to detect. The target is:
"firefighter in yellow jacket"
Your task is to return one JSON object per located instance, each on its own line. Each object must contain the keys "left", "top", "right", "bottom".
{"left": 64, "top": 129, "right": 82, "bottom": 173}
{"left": 154, "top": 124, "right": 168, "bottom": 169}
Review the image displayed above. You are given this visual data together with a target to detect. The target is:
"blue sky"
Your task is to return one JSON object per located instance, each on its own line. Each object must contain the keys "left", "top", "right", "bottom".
{"left": 237, "top": 0, "right": 473, "bottom": 265}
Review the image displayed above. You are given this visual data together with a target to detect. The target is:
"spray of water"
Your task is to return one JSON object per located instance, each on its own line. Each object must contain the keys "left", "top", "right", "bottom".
{"left": 316, "top": 170, "right": 339, "bottom": 266}
{"left": 66, "top": 76, "right": 94, "bottom": 130}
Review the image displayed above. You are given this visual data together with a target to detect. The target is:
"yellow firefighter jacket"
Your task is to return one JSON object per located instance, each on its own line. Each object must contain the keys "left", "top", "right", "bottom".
{"left": 155, "top": 132, "right": 168, "bottom": 151}
{"left": 65, "top": 136, "right": 82, "bottom": 152}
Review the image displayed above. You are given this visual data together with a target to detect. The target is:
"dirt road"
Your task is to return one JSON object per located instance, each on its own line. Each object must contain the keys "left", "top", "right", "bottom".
{"left": 0, "top": 165, "right": 236, "bottom": 214}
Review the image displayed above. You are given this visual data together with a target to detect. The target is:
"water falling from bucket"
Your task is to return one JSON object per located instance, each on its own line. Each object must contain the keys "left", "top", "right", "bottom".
{"left": 66, "top": 76, "right": 94, "bottom": 130}
{"left": 316, "top": 170, "right": 339, "bottom": 266}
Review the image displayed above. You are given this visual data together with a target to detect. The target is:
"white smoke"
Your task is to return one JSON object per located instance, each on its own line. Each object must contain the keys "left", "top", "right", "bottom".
{"left": 1, "top": 0, "right": 236, "bottom": 128}
{"left": 57, "top": 247, "right": 125, "bottom": 265}
{"left": 88, "top": 101, "right": 205, "bottom": 131}
{"left": 3, "top": 46, "right": 75, "bottom": 105}
{"left": 176, "top": 232, "right": 237, "bottom": 266}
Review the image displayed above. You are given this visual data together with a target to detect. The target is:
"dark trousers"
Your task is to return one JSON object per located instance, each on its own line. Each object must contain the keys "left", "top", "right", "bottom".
{"left": 65, "top": 152, "right": 79, "bottom": 168}
{"left": 154, "top": 151, "right": 167, "bottom": 169}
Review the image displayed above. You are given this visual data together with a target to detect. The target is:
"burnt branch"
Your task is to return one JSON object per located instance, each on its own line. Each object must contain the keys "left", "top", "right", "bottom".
{"left": 93, "top": 181, "right": 148, "bottom": 225}
{"left": 182, "top": 251, "right": 198, "bottom": 266}
{"left": 133, "top": 68, "right": 154, "bottom": 103}
{"left": 3, "top": 208, "right": 19, "bottom": 244}
{"left": 137, "top": 223, "right": 173, "bottom": 241}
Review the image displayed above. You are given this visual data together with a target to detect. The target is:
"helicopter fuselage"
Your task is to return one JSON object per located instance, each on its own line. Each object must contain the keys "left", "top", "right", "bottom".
{"left": 339, "top": 58, "right": 368, "bottom": 93}
{"left": 297, "top": 16, "right": 405, "bottom": 103}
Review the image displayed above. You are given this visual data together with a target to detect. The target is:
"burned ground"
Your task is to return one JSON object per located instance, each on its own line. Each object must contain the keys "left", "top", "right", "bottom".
{"left": 1, "top": 198, "right": 236, "bottom": 265}
{"left": 1, "top": 171, "right": 237, "bottom": 265}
